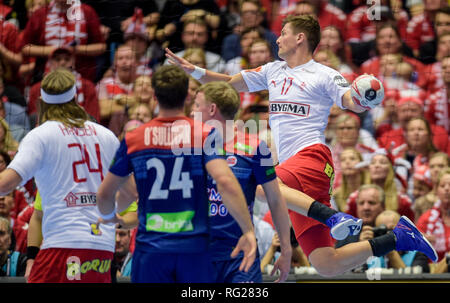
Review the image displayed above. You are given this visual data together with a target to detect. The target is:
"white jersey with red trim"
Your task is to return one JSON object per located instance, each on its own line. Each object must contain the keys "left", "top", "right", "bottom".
{"left": 8, "top": 121, "right": 120, "bottom": 252}
{"left": 241, "top": 60, "right": 350, "bottom": 164}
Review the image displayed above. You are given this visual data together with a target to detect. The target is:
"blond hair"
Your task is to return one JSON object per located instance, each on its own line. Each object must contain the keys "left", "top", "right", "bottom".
{"left": 197, "top": 82, "right": 240, "bottom": 120}
{"left": 0, "top": 119, "right": 19, "bottom": 155}
{"left": 39, "top": 68, "right": 90, "bottom": 128}
{"left": 437, "top": 167, "right": 450, "bottom": 187}
{"left": 314, "top": 49, "right": 341, "bottom": 70}
{"left": 183, "top": 48, "right": 207, "bottom": 68}
{"left": 333, "top": 147, "right": 369, "bottom": 212}
{"left": 364, "top": 154, "right": 398, "bottom": 212}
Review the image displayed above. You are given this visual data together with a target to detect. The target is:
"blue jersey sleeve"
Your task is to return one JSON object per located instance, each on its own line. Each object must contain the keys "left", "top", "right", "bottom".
{"left": 252, "top": 140, "right": 276, "bottom": 185}
{"left": 109, "top": 139, "right": 132, "bottom": 177}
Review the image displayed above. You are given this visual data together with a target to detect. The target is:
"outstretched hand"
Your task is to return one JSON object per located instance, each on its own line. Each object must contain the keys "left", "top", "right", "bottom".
{"left": 230, "top": 230, "right": 257, "bottom": 273}
{"left": 165, "top": 48, "right": 195, "bottom": 74}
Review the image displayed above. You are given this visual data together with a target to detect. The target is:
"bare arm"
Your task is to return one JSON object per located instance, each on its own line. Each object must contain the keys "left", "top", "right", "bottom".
{"left": 206, "top": 158, "right": 256, "bottom": 272}
{"left": 97, "top": 172, "right": 130, "bottom": 216}
{"left": 260, "top": 233, "right": 279, "bottom": 273}
{"left": 27, "top": 209, "right": 43, "bottom": 248}
{"left": 164, "top": 48, "right": 249, "bottom": 92}
{"left": 261, "top": 179, "right": 292, "bottom": 282}
{"left": 74, "top": 43, "right": 107, "bottom": 56}
{"left": 0, "top": 168, "right": 23, "bottom": 196}
{"left": 25, "top": 209, "right": 43, "bottom": 281}
{"left": 433, "top": 256, "right": 448, "bottom": 274}
{"left": 116, "top": 175, "right": 138, "bottom": 213}
{"left": 0, "top": 44, "right": 22, "bottom": 66}
{"left": 22, "top": 44, "right": 57, "bottom": 57}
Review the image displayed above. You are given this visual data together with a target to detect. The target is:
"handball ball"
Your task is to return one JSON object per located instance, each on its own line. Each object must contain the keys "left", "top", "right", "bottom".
{"left": 351, "top": 75, "right": 384, "bottom": 110}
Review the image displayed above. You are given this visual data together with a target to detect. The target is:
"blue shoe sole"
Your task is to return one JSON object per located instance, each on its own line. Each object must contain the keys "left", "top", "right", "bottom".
{"left": 330, "top": 218, "right": 362, "bottom": 240}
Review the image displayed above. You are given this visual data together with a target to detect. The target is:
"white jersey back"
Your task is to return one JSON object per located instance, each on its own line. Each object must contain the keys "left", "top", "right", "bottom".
{"left": 241, "top": 60, "right": 350, "bottom": 164}
{"left": 8, "top": 121, "right": 120, "bottom": 252}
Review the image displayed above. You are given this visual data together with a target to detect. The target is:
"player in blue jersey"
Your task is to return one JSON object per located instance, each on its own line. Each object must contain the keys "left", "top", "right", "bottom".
{"left": 96, "top": 65, "right": 257, "bottom": 283}
{"left": 192, "top": 81, "right": 292, "bottom": 283}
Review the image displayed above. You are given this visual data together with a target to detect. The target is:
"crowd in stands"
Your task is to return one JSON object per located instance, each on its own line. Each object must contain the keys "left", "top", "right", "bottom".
{"left": 0, "top": 0, "right": 450, "bottom": 279}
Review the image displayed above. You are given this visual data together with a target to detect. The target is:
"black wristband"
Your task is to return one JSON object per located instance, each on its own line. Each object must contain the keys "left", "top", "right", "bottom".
{"left": 26, "top": 246, "right": 40, "bottom": 260}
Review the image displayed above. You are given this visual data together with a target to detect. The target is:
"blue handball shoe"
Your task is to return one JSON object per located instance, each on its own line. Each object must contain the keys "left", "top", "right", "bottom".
{"left": 393, "top": 216, "right": 438, "bottom": 263}
{"left": 326, "top": 212, "right": 362, "bottom": 240}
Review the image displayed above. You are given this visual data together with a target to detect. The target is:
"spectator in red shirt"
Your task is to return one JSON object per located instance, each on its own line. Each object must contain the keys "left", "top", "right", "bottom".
{"left": 0, "top": 190, "right": 28, "bottom": 255}
{"left": 422, "top": 32, "right": 450, "bottom": 94}
{"left": 0, "top": 18, "right": 22, "bottom": 86}
{"left": 20, "top": 0, "right": 106, "bottom": 83}
{"left": 345, "top": 151, "right": 415, "bottom": 222}
{"left": 317, "top": 25, "right": 358, "bottom": 81}
{"left": 271, "top": 0, "right": 347, "bottom": 38}
{"left": 406, "top": 0, "right": 448, "bottom": 58}
{"left": 346, "top": 1, "right": 408, "bottom": 45}
{"left": 27, "top": 47, "right": 100, "bottom": 127}
{"left": 417, "top": 167, "right": 450, "bottom": 261}
{"left": 97, "top": 44, "right": 137, "bottom": 136}
{"left": 378, "top": 95, "right": 449, "bottom": 153}
{"left": 361, "top": 22, "right": 428, "bottom": 89}
{"left": 418, "top": 6, "right": 450, "bottom": 64}
{"left": 123, "top": 8, "right": 153, "bottom": 78}
{"left": 425, "top": 55, "right": 450, "bottom": 133}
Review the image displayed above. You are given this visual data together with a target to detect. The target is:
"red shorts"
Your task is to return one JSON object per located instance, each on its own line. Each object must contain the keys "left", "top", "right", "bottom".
{"left": 28, "top": 248, "right": 113, "bottom": 283}
{"left": 275, "top": 144, "right": 335, "bottom": 257}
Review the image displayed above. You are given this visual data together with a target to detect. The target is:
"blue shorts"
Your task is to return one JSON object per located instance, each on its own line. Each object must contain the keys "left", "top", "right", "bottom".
{"left": 131, "top": 250, "right": 214, "bottom": 283}
{"left": 212, "top": 252, "right": 262, "bottom": 283}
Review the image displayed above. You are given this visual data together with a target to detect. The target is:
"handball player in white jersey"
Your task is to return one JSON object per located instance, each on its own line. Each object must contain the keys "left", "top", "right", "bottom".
{"left": 0, "top": 69, "right": 131, "bottom": 283}
{"left": 166, "top": 15, "right": 439, "bottom": 275}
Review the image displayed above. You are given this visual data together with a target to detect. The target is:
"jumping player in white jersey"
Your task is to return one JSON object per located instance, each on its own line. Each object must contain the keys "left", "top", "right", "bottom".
{"left": 166, "top": 15, "right": 438, "bottom": 276}
{"left": 0, "top": 69, "right": 134, "bottom": 283}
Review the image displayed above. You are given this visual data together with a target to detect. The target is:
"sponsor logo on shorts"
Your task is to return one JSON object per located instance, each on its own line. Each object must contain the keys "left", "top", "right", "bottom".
{"left": 226, "top": 156, "right": 237, "bottom": 167}
{"left": 269, "top": 101, "right": 310, "bottom": 117}
{"left": 66, "top": 256, "right": 111, "bottom": 280}
{"left": 64, "top": 192, "right": 96, "bottom": 207}
{"left": 146, "top": 211, "right": 195, "bottom": 233}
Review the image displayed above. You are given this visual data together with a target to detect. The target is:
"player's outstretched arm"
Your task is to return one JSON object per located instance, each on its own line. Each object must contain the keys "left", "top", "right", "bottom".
{"left": 261, "top": 179, "right": 292, "bottom": 282}
{"left": 164, "top": 48, "right": 249, "bottom": 92}
{"left": 205, "top": 158, "right": 257, "bottom": 272}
